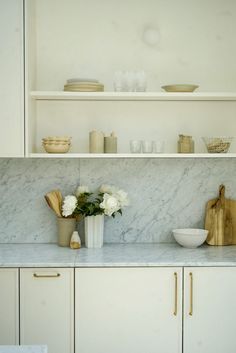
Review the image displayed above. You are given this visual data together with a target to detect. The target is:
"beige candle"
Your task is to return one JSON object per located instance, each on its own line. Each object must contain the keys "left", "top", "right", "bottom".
{"left": 104, "top": 132, "right": 117, "bottom": 153}
{"left": 89, "top": 130, "right": 104, "bottom": 153}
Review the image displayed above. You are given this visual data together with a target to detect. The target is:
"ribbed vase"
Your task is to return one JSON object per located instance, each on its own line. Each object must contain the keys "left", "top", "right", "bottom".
{"left": 84, "top": 215, "right": 104, "bottom": 248}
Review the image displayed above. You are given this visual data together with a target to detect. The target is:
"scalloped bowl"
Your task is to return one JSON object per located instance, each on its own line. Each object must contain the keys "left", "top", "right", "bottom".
{"left": 172, "top": 228, "right": 208, "bottom": 248}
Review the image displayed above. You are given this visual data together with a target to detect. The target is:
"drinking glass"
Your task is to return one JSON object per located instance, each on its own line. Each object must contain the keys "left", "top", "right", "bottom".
{"left": 136, "top": 71, "right": 147, "bottom": 92}
{"left": 142, "top": 140, "right": 153, "bottom": 153}
{"left": 152, "top": 141, "right": 165, "bottom": 153}
{"left": 130, "top": 140, "right": 142, "bottom": 153}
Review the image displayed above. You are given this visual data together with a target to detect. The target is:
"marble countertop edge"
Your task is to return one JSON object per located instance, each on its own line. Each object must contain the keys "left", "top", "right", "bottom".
{"left": 0, "top": 243, "right": 236, "bottom": 267}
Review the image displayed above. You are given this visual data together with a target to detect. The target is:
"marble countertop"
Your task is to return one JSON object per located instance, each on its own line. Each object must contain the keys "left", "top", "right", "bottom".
{"left": 0, "top": 346, "right": 47, "bottom": 353}
{"left": 1, "top": 243, "right": 236, "bottom": 267}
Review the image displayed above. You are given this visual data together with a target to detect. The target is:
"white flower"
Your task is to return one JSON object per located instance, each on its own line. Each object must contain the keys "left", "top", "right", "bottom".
{"left": 115, "top": 189, "right": 129, "bottom": 207}
{"left": 75, "top": 185, "right": 89, "bottom": 197}
{"left": 100, "top": 193, "right": 120, "bottom": 216}
{"left": 99, "top": 184, "right": 117, "bottom": 195}
{"left": 62, "top": 195, "right": 77, "bottom": 217}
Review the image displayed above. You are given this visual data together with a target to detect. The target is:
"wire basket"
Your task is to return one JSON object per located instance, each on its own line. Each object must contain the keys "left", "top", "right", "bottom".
{"left": 202, "top": 137, "right": 234, "bottom": 153}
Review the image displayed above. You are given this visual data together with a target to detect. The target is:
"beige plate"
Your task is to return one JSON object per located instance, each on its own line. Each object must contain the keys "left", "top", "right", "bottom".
{"left": 64, "top": 88, "right": 104, "bottom": 92}
{"left": 64, "top": 83, "right": 104, "bottom": 88}
{"left": 162, "top": 84, "right": 199, "bottom": 92}
{"left": 65, "top": 81, "right": 101, "bottom": 86}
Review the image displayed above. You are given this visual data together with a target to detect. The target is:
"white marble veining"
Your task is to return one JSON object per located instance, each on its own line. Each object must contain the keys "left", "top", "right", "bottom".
{"left": 0, "top": 346, "right": 47, "bottom": 353}
{"left": 0, "top": 159, "right": 80, "bottom": 243}
{"left": 1, "top": 158, "right": 236, "bottom": 244}
{"left": 1, "top": 243, "right": 236, "bottom": 267}
{"left": 80, "top": 158, "right": 236, "bottom": 243}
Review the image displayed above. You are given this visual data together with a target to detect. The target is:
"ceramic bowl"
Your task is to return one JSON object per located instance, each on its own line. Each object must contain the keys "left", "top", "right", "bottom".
{"left": 172, "top": 228, "right": 208, "bottom": 248}
{"left": 42, "top": 136, "right": 71, "bottom": 142}
{"left": 43, "top": 143, "right": 71, "bottom": 153}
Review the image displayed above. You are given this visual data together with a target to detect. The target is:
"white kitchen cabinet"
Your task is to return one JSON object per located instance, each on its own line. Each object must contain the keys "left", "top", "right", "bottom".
{"left": 75, "top": 267, "right": 182, "bottom": 353}
{"left": 184, "top": 267, "right": 236, "bottom": 353}
{"left": 20, "top": 268, "right": 74, "bottom": 353}
{"left": 0, "top": 0, "right": 24, "bottom": 157}
{"left": 0, "top": 269, "right": 19, "bottom": 344}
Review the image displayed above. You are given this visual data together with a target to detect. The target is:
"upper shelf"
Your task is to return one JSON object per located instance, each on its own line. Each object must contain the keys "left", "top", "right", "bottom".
{"left": 30, "top": 91, "right": 236, "bottom": 101}
{"left": 29, "top": 153, "right": 236, "bottom": 159}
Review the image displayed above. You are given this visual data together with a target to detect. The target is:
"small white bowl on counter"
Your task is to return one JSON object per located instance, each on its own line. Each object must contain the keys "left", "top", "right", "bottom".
{"left": 172, "top": 228, "right": 208, "bottom": 248}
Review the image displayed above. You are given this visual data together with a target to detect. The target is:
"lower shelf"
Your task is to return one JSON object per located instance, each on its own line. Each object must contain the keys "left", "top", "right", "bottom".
{"left": 29, "top": 153, "right": 236, "bottom": 158}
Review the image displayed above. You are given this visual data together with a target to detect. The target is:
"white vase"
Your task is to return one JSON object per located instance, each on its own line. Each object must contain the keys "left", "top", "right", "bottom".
{"left": 85, "top": 215, "right": 104, "bottom": 248}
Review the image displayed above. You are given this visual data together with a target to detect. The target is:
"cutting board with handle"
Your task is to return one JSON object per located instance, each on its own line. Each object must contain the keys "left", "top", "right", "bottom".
{"left": 205, "top": 185, "right": 236, "bottom": 245}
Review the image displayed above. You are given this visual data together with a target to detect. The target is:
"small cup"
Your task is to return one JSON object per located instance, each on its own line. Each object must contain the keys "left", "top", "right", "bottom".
{"left": 153, "top": 141, "right": 165, "bottom": 153}
{"left": 136, "top": 71, "right": 147, "bottom": 92}
{"left": 114, "top": 71, "right": 125, "bottom": 92}
{"left": 130, "top": 140, "right": 142, "bottom": 153}
{"left": 142, "top": 141, "right": 153, "bottom": 153}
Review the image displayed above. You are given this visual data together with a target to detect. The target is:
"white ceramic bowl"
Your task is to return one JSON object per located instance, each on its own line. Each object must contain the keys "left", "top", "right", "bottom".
{"left": 172, "top": 228, "right": 208, "bottom": 248}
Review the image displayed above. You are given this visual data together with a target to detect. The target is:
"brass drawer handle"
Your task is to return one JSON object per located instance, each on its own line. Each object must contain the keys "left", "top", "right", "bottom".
{"left": 189, "top": 272, "right": 193, "bottom": 316}
{"left": 33, "top": 273, "right": 61, "bottom": 278}
{"left": 174, "top": 272, "right": 178, "bottom": 316}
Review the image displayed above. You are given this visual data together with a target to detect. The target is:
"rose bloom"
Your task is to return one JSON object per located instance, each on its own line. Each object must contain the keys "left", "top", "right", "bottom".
{"left": 99, "top": 184, "right": 117, "bottom": 195}
{"left": 115, "top": 189, "right": 129, "bottom": 207}
{"left": 62, "top": 195, "right": 77, "bottom": 217}
{"left": 75, "top": 185, "right": 89, "bottom": 197}
{"left": 100, "top": 193, "right": 120, "bottom": 216}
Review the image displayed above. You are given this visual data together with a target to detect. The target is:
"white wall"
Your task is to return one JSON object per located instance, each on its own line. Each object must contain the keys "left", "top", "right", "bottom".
{"left": 33, "top": 0, "right": 236, "bottom": 91}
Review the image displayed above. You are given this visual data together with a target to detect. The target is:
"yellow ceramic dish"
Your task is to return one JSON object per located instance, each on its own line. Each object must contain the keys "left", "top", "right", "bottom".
{"left": 162, "top": 84, "right": 199, "bottom": 92}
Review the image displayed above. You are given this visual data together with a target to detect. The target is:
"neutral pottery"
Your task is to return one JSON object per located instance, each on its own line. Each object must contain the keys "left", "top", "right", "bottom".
{"left": 85, "top": 215, "right": 104, "bottom": 248}
{"left": 70, "top": 231, "right": 81, "bottom": 249}
{"left": 57, "top": 217, "right": 76, "bottom": 247}
{"left": 172, "top": 228, "right": 208, "bottom": 248}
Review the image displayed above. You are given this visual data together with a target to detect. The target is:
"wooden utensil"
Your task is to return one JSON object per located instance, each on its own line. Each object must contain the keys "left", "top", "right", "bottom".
{"left": 44, "top": 190, "right": 63, "bottom": 218}
{"left": 205, "top": 185, "right": 235, "bottom": 245}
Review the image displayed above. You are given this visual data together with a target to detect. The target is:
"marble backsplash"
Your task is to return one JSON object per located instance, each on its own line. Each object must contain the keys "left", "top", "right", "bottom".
{"left": 0, "top": 158, "right": 236, "bottom": 244}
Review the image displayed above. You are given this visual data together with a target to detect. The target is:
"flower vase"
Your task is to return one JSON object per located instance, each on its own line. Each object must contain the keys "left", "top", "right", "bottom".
{"left": 85, "top": 215, "right": 104, "bottom": 248}
{"left": 57, "top": 217, "right": 76, "bottom": 247}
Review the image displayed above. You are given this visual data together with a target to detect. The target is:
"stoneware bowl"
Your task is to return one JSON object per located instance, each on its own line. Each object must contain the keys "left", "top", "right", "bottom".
{"left": 43, "top": 143, "right": 71, "bottom": 153}
{"left": 172, "top": 228, "right": 208, "bottom": 248}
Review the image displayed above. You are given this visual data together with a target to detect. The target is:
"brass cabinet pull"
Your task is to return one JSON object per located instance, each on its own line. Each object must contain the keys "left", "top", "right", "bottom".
{"left": 189, "top": 272, "right": 193, "bottom": 316}
{"left": 33, "top": 273, "right": 61, "bottom": 278}
{"left": 174, "top": 272, "right": 178, "bottom": 316}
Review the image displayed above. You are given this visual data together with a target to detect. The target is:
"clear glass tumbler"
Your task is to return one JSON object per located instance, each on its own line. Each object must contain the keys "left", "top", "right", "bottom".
{"left": 142, "top": 140, "right": 153, "bottom": 153}
{"left": 152, "top": 141, "right": 165, "bottom": 153}
{"left": 130, "top": 140, "right": 142, "bottom": 153}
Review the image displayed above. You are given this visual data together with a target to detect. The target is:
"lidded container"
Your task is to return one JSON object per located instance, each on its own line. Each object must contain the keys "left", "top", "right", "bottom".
{"left": 178, "top": 134, "right": 194, "bottom": 153}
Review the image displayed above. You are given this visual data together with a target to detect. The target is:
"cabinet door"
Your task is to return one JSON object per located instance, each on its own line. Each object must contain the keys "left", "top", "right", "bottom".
{"left": 184, "top": 267, "right": 236, "bottom": 353}
{"left": 0, "top": 0, "right": 24, "bottom": 157}
{"left": 0, "top": 269, "right": 19, "bottom": 344}
{"left": 20, "top": 268, "right": 74, "bottom": 353}
{"left": 75, "top": 267, "right": 182, "bottom": 353}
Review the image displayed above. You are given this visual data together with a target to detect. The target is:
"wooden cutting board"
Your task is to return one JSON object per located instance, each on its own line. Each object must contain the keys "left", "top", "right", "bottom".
{"left": 205, "top": 185, "right": 236, "bottom": 245}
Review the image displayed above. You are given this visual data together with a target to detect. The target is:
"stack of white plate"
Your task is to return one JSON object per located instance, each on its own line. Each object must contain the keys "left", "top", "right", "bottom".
{"left": 64, "top": 78, "right": 104, "bottom": 92}
{"left": 42, "top": 136, "right": 72, "bottom": 153}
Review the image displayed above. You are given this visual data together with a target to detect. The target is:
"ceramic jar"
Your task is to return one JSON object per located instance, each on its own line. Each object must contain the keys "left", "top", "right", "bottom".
{"left": 178, "top": 135, "right": 194, "bottom": 153}
{"left": 57, "top": 217, "right": 76, "bottom": 247}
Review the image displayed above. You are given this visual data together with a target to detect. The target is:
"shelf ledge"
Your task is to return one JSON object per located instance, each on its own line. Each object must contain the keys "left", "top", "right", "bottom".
{"left": 30, "top": 91, "right": 236, "bottom": 101}
{"left": 28, "top": 153, "right": 236, "bottom": 159}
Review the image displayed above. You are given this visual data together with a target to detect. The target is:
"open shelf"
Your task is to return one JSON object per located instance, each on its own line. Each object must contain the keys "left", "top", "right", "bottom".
{"left": 29, "top": 153, "right": 236, "bottom": 159}
{"left": 25, "top": 2, "right": 236, "bottom": 158}
{"left": 30, "top": 91, "right": 236, "bottom": 102}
